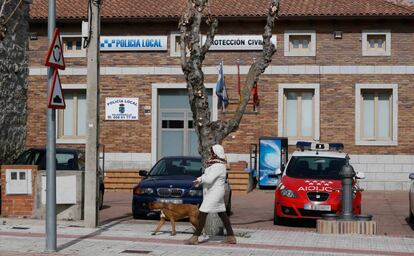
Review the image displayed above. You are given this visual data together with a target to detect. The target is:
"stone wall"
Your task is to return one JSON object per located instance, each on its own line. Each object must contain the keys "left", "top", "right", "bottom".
{"left": 0, "top": 0, "right": 29, "bottom": 164}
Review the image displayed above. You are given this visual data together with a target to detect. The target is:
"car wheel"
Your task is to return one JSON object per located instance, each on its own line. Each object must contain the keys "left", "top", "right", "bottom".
{"left": 132, "top": 208, "right": 146, "bottom": 219}
{"left": 410, "top": 211, "right": 414, "bottom": 224}
{"left": 273, "top": 204, "right": 282, "bottom": 225}
{"left": 273, "top": 214, "right": 281, "bottom": 225}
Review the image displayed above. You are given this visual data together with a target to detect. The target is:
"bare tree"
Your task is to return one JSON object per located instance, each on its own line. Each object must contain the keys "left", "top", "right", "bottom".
{"left": 179, "top": 0, "right": 280, "bottom": 164}
{"left": 0, "top": 0, "right": 29, "bottom": 164}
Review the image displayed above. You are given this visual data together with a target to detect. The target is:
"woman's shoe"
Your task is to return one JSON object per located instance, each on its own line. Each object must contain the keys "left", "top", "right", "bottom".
{"left": 184, "top": 235, "right": 199, "bottom": 245}
{"left": 222, "top": 235, "right": 237, "bottom": 244}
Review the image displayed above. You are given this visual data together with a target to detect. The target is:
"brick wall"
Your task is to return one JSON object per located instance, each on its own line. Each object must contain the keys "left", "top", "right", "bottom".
{"left": 1, "top": 165, "right": 38, "bottom": 217}
{"left": 24, "top": 18, "right": 414, "bottom": 190}
{"left": 26, "top": 73, "right": 414, "bottom": 155}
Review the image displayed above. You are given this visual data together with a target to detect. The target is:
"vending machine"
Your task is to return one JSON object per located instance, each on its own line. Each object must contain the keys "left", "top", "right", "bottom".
{"left": 258, "top": 137, "right": 288, "bottom": 189}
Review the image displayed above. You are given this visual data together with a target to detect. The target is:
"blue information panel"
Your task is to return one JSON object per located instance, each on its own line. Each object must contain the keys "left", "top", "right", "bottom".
{"left": 258, "top": 137, "right": 288, "bottom": 189}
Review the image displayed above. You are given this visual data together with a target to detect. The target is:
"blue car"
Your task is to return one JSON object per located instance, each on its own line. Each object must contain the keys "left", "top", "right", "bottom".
{"left": 132, "top": 156, "right": 232, "bottom": 219}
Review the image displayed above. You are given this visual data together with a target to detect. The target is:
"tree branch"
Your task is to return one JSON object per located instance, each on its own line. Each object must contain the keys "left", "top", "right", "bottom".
{"left": 200, "top": 16, "right": 218, "bottom": 60}
{"left": 223, "top": 0, "right": 279, "bottom": 136}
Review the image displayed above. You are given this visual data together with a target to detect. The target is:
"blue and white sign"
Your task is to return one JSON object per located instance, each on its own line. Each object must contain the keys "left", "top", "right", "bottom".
{"left": 106, "top": 97, "right": 139, "bottom": 120}
{"left": 100, "top": 36, "right": 168, "bottom": 51}
{"left": 202, "top": 35, "right": 277, "bottom": 51}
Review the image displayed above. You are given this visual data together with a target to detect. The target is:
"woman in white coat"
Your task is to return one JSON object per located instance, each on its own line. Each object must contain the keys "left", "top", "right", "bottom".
{"left": 185, "top": 144, "right": 236, "bottom": 245}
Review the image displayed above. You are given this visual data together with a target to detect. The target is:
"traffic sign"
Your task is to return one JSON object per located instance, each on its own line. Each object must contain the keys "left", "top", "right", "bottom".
{"left": 44, "top": 28, "right": 65, "bottom": 70}
{"left": 47, "top": 70, "right": 66, "bottom": 109}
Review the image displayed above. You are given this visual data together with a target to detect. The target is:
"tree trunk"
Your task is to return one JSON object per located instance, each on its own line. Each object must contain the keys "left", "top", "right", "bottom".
{"left": 0, "top": 0, "right": 29, "bottom": 164}
{"left": 179, "top": 0, "right": 280, "bottom": 235}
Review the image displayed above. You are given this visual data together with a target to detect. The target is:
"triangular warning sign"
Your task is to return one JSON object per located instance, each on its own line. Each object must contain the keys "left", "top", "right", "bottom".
{"left": 44, "top": 28, "right": 65, "bottom": 70}
{"left": 48, "top": 70, "right": 66, "bottom": 109}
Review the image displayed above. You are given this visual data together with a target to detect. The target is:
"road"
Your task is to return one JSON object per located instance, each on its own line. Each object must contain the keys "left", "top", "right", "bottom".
{"left": 100, "top": 190, "right": 414, "bottom": 238}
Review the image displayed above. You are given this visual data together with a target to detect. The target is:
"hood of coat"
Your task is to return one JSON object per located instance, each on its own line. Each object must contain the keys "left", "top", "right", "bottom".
{"left": 212, "top": 144, "right": 226, "bottom": 159}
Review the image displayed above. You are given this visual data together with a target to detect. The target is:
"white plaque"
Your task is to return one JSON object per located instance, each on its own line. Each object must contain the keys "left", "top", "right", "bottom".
{"left": 106, "top": 97, "right": 139, "bottom": 120}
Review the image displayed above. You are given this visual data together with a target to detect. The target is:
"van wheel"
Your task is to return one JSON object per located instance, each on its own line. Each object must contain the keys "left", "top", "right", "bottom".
{"left": 410, "top": 210, "right": 414, "bottom": 224}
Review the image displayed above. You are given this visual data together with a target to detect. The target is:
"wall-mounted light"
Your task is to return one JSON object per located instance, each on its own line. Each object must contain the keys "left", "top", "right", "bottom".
{"left": 334, "top": 31, "right": 343, "bottom": 39}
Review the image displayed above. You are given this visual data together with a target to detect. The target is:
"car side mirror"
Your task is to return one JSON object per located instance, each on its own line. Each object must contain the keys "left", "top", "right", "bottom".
{"left": 409, "top": 173, "right": 414, "bottom": 180}
{"left": 355, "top": 172, "right": 365, "bottom": 180}
{"left": 139, "top": 170, "right": 148, "bottom": 177}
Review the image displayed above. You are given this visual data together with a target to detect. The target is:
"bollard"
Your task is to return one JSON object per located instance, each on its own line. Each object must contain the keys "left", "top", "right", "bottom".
{"left": 339, "top": 155, "right": 356, "bottom": 220}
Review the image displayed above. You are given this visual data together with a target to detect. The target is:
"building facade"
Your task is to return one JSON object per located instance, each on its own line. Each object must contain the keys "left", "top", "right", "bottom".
{"left": 27, "top": 0, "right": 414, "bottom": 190}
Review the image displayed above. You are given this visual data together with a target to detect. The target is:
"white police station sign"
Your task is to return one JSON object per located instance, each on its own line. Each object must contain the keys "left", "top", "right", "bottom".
{"left": 100, "top": 36, "right": 167, "bottom": 51}
{"left": 202, "top": 35, "right": 277, "bottom": 51}
{"left": 106, "top": 98, "right": 139, "bottom": 120}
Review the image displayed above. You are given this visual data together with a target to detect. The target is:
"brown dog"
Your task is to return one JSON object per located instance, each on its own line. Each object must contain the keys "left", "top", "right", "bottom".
{"left": 148, "top": 202, "right": 199, "bottom": 236}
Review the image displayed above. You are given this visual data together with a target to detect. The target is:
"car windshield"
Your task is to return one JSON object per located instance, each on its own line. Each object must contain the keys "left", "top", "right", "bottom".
{"left": 286, "top": 156, "right": 346, "bottom": 180}
{"left": 14, "top": 150, "right": 33, "bottom": 165}
{"left": 14, "top": 149, "right": 79, "bottom": 170}
{"left": 149, "top": 158, "right": 202, "bottom": 177}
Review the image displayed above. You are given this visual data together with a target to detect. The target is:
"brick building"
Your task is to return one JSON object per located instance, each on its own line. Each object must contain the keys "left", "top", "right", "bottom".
{"left": 27, "top": 0, "right": 414, "bottom": 190}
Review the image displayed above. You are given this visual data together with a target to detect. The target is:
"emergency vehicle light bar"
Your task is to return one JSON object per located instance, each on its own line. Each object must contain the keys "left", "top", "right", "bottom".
{"left": 296, "top": 141, "right": 344, "bottom": 151}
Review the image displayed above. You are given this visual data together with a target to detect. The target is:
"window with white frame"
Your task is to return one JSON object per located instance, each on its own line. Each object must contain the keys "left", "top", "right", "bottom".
{"left": 362, "top": 30, "right": 391, "bottom": 56}
{"left": 61, "top": 34, "right": 86, "bottom": 58}
{"left": 57, "top": 89, "right": 87, "bottom": 142}
{"left": 278, "top": 84, "right": 320, "bottom": 144}
{"left": 284, "top": 30, "right": 316, "bottom": 56}
{"left": 170, "top": 32, "right": 182, "bottom": 57}
{"left": 355, "top": 84, "right": 398, "bottom": 145}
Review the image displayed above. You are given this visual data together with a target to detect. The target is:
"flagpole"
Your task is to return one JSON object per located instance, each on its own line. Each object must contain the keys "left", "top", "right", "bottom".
{"left": 222, "top": 60, "right": 226, "bottom": 113}
{"left": 237, "top": 59, "right": 240, "bottom": 102}
{"left": 252, "top": 57, "right": 258, "bottom": 113}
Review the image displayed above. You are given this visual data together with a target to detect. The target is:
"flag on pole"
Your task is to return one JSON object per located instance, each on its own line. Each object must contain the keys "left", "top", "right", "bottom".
{"left": 237, "top": 59, "right": 241, "bottom": 101}
{"left": 216, "top": 61, "right": 229, "bottom": 111}
{"left": 252, "top": 82, "right": 259, "bottom": 112}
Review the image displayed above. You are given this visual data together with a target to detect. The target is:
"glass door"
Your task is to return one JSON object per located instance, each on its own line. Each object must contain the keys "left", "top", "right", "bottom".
{"left": 158, "top": 89, "right": 212, "bottom": 159}
{"left": 160, "top": 111, "right": 185, "bottom": 157}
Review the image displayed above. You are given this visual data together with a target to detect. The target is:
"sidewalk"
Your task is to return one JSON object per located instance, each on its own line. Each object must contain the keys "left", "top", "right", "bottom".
{"left": 1, "top": 217, "right": 413, "bottom": 256}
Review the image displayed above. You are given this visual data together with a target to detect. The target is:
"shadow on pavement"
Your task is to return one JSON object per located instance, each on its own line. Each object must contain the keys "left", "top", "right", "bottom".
{"left": 100, "top": 213, "right": 132, "bottom": 225}
{"left": 276, "top": 218, "right": 317, "bottom": 228}
{"left": 100, "top": 205, "right": 111, "bottom": 210}
{"left": 57, "top": 215, "right": 131, "bottom": 252}
{"left": 405, "top": 217, "right": 414, "bottom": 231}
{"left": 232, "top": 218, "right": 273, "bottom": 225}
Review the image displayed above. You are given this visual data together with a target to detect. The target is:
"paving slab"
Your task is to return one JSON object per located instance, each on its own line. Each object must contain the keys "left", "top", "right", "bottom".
{"left": 0, "top": 217, "right": 413, "bottom": 256}
{"left": 100, "top": 190, "right": 414, "bottom": 238}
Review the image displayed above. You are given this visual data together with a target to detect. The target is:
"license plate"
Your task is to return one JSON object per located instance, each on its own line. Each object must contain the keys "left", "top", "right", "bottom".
{"left": 304, "top": 204, "right": 331, "bottom": 211}
{"left": 157, "top": 198, "right": 183, "bottom": 204}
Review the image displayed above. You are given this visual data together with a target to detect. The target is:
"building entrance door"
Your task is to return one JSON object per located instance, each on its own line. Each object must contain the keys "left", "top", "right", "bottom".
{"left": 158, "top": 89, "right": 212, "bottom": 159}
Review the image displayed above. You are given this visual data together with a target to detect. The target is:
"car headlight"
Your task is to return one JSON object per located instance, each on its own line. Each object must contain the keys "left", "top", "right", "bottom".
{"left": 188, "top": 189, "right": 203, "bottom": 197}
{"left": 134, "top": 187, "right": 154, "bottom": 195}
{"left": 280, "top": 188, "right": 297, "bottom": 198}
